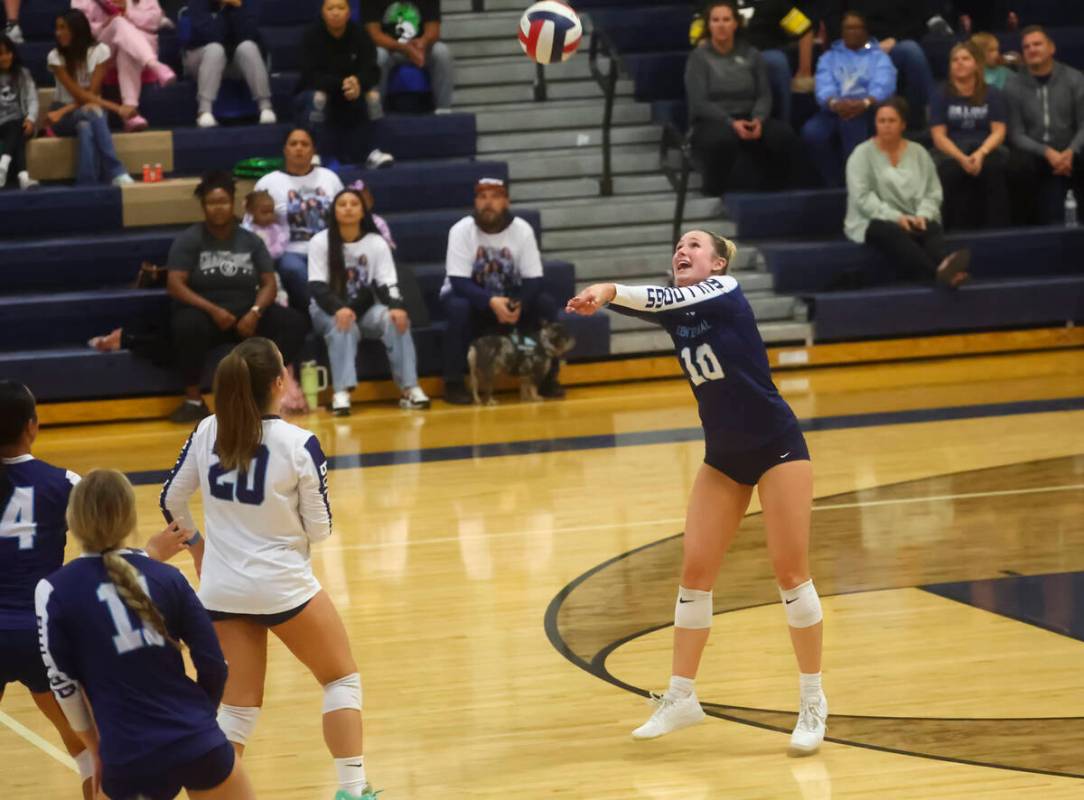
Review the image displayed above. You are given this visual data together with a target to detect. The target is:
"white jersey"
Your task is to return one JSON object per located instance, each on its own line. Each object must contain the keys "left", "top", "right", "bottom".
{"left": 160, "top": 416, "right": 332, "bottom": 615}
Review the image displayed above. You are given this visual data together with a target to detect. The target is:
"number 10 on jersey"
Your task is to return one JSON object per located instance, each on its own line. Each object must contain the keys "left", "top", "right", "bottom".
{"left": 680, "top": 343, "right": 725, "bottom": 386}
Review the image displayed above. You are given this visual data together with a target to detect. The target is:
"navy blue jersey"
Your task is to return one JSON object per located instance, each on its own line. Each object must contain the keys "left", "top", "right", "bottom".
{"left": 0, "top": 456, "right": 78, "bottom": 630}
{"left": 36, "top": 551, "right": 227, "bottom": 770}
{"left": 609, "top": 276, "right": 798, "bottom": 451}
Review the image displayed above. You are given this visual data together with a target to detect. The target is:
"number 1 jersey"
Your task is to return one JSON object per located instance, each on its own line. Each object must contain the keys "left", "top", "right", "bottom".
{"left": 160, "top": 416, "right": 332, "bottom": 615}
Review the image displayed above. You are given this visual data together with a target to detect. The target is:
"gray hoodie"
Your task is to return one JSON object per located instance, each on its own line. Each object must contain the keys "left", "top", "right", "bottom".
{"left": 684, "top": 39, "right": 771, "bottom": 127}
{"left": 0, "top": 67, "right": 38, "bottom": 129}
{"left": 1004, "top": 61, "right": 1084, "bottom": 155}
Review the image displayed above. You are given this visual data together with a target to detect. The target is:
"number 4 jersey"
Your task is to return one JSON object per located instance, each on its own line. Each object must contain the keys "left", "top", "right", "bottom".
{"left": 608, "top": 276, "right": 799, "bottom": 452}
{"left": 160, "top": 416, "right": 332, "bottom": 615}
{"left": 0, "top": 456, "right": 79, "bottom": 630}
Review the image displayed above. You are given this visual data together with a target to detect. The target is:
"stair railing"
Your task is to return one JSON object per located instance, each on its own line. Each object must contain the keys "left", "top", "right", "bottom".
{"left": 588, "top": 26, "right": 620, "bottom": 196}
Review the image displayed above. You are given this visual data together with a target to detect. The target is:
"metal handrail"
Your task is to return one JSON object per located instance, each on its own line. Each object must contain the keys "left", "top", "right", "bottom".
{"left": 588, "top": 27, "right": 620, "bottom": 196}
{"left": 659, "top": 117, "right": 695, "bottom": 248}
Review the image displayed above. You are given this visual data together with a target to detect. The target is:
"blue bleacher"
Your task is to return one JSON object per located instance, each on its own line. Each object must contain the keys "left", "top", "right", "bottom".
{"left": 725, "top": 189, "right": 847, "bottom": 239}
{"left": 588, "top": 6, "right": 690, "bottom": 54}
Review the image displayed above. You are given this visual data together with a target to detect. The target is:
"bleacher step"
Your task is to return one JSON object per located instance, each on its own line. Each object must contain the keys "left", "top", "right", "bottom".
{"left": 27, "top": 131, "right": 174, "bottom": 182}
{"left": 455, "top": 78, "right": 632, "bottom": 106}
{"left": 515, "top": 172, "right": 701, "bottom": 202}
{"left": 457, "top": 55, "right": 595, "bottom": 86}
{"left": 448, "top": 37, "right": 527, "bottom": 59}
{"left": 533, "top": 195, "right": 722, "bottom": 230}
{"left": 544, "top": 218, "right": 734, "bottom": 251}
{"left": 477, "top": 123, "right": 661, "bottom": 154}
{"left": 499, "top": 145, "right": 660, "bottom": 181}
{"left": 442, "top": 11, "right": 524, "bottom": 41}
{"left": 471, "top": 99, "right": 651, "bottom": 133}
{"left": 563, "top": 245, "right": 766, "bottom": 282}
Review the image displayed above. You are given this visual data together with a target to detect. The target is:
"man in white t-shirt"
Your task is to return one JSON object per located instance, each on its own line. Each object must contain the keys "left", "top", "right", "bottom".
{"left": 440, "top": 177, "right": 562, "bottom": 405}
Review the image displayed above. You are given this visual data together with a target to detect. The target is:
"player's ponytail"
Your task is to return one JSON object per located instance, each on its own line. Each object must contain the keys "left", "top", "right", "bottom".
{"left": 708, "top": 232, "right": 737, "bottom": 274}
{"left": 67, "top": 470, "right": 181, "bottom": 651}
{"left": 0, "top": 381, "right": 37, "bottom": 508}
{"left": 214, "top": 337, "right": 283, "bottom": 473}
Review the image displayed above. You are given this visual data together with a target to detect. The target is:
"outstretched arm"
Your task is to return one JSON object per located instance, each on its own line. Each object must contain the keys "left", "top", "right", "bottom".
{"left": 568, "top": 276, "right": 740, "bottom": 316}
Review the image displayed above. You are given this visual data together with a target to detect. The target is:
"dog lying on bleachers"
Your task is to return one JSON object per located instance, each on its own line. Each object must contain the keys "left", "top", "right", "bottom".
{"left": 467, "top": 322, "right": 576, "bottom": 405}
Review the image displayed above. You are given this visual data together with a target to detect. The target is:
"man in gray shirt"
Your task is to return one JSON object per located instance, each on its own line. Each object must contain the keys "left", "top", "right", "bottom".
{"left": 1004, "top": 25, "right": 1084, "bottom": 224}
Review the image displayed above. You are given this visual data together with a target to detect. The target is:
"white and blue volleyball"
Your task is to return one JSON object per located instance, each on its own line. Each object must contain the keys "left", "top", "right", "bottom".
{"left": 518, "top": 1, "right": 582, "bottom": 65}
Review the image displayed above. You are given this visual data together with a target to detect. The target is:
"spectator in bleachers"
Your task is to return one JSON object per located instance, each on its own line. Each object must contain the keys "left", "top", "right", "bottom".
{"left": 954, "top": 1, "right": 1017, "bottom": 34}
{"left": 802, "top": 11, "right": 896, "bottom": 186}
{"left": 845, "top": 97, "right": 972, "bottom": 287}
{"left": 930, "top": 43, "right": 1010, "bottom": 229}
{"left": 182, "top": 0, "right": 276, "bottom": 128}
{"left": 298, "top": 0, "right": 394, "bottom": 168}
{"left": 251, "top": 128, "right": 344, "bottom": 313}
{"left": 3, "top": 0, "right": 21, "bottom": 43}
{"left": 969, "top": 31, "right": 1012, "bottom": 89}
{"left": 731, "top": 0, "right": 817, "bottom": 125}
{"left": 0, "top": 32, "right": 39, "bottom": 189}
{"left": 833, "top": 1, "right": 935, "bottom": 127}
{"left": 364, "top": 0, "right": 453, "bottom": 113}
{"left": 72, "top": 0, "right": 176, "bottom": 132}
{"left": 440, "top": 177, "right": 563, "bottom": 406}
{"left": 685, "top": 0, "right": 802, "bottom": 194}
{"left": 1004, "top": 26, "right": 1084, "bottom": 225}
{"left": 166, "top": 171, "right": 309, "bottom": 423}
{"left": 45, "top": 9, "right": 135, "bottom": 185}
{"left": 308, "top": 187, "right": 430, "bottom": 415}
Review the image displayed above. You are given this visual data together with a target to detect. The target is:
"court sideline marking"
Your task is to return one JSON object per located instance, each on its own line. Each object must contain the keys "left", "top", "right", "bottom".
{"left": 0, "top": 708, "right": 77, "bottom": 773}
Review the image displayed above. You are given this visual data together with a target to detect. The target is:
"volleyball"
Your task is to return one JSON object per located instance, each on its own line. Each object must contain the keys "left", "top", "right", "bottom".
{"left": 518, "top": 1, "right": 582, "bottom": 65}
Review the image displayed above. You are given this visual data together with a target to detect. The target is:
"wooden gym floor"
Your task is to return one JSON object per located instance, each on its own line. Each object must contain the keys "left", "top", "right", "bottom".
{"left": 3, "top": 348, "right": 1083, "bottom": 799}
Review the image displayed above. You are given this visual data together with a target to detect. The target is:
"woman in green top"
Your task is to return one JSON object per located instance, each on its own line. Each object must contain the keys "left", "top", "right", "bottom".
{"left": 843, "top": 97, "right": 971, "bottom": 289}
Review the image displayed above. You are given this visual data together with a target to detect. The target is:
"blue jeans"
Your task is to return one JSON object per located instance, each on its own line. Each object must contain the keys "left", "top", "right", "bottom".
{"left": 51, "top": 104, "right": 126, "bottom": 185}
{"left": 276, "top": 252, "right": 311, "bottom": 313}
{"left": 310, "top": 301, "right": 419, "bottom": 391}
{"left": 761, "top": 49, "right": 793, "bottom": 125}
{"left": 888, "top": 40, "right": 934, "bottom": 126}
{"left": 377, "top": 41, "right": 455, "bottom": 110}
{"left": 801, "top": 108, "right": 875, "bottom": 187}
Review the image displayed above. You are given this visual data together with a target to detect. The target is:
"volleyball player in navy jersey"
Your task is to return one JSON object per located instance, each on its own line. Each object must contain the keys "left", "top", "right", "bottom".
{"left": 566, "top": 230, "right": 827, "bottom": 754}
{"left": 161, "top": 337, "right": 378, "bottom": 800}
{"left": 0, "top": 381, "right": 192, "bottom": 797}
{"left": 35, "top": 468, "right": 256, "bottom": 799}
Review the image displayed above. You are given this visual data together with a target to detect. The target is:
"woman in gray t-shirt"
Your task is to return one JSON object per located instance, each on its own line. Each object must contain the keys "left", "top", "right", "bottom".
{"left": 165, "top": 172, "right": 310, "bottom": 423}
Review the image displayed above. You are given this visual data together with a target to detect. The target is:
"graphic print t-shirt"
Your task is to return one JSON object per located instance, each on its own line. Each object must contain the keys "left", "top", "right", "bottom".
{"left": 442, "top": 215, "right": 544, "bottom": 298}
{"left": 167, "top": 224, "right": 274, "bottom": 316}
{"left": 252, "top": 168, "right": 345, "bottom": 255}
{"left": 363, "top": 0, "right": 441, "bottom": 43}
{"left": 930, "top": 84, "right": 1007, "bottom": 152}
{"left": 307, "top": 229, "right": 399, "bottom": 308}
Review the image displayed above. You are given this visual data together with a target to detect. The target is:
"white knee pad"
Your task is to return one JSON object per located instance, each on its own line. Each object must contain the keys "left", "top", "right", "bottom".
{"left": 217, "top": 704, "right": 261, "bottom": 745}
{"left": 780, "top": 579, "right": 823, "bottom": 628}
{"left": 674, "top": 586, "right": 713, "bottom": 629}
{"left": 323, "top": 672, "right": 362, "bottom": 714}
{"left": 74, "top": 749, "right": 95, "bottom": 781}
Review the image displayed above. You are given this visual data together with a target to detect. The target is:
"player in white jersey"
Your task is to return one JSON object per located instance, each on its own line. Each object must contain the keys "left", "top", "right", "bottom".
{"left": 160, "top": 337, "right": 378, "bottom": 800}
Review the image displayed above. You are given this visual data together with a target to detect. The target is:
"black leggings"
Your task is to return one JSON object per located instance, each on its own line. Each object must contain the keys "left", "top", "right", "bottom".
{"left": 691, "top": 117, "right": 801, "bottom": 194}
{"left": 0, "top": 119, "right": 27, "bottom": 185}
{"left": 171, "top": 304, "right": 308, "bottom": 387}
{"left": 865, "top": 219, "right": 947, "bottom": 283}
{"left": 937, "top": 149, "right": 1010, "bottom": 231}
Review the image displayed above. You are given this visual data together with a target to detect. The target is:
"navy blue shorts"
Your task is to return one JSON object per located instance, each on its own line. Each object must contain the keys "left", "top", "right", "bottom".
{"left": 704, "top": 424, "right": 810, "bottom": 486}
{"left": 0, "top": 628, "right": 49, "bottom": 694}
{"left": 207, "top": 598, "right": 310, "bottom": 627}
{"left": 102, "top": 741, "right": 235, "bottom": 800}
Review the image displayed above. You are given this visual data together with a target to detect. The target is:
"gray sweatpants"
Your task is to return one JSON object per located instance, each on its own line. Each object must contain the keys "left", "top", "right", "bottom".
{"left": 184, "top": 40, "right": 272, "bottom": 114}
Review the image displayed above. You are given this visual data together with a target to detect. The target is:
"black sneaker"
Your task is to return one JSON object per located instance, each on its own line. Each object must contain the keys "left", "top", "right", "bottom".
{"left": 443, "top": 381, "right": 474, "bottom": 405}
{"left": 169, "top": 400, "right": 210, "bottom": 424}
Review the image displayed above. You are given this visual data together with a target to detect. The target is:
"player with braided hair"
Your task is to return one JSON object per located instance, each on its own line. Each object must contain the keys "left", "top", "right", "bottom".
{"left": 36, "top": 469, "right": 255, "bottom": 799}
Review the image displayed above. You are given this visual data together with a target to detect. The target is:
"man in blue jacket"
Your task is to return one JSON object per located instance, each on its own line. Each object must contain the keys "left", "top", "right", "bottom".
{"left": 801, "top": 11, "right": 897, "bottom": 186}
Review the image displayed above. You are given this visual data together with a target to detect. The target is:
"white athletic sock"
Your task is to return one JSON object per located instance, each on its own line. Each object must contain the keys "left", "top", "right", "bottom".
{"left": 185, "top": 398, "right": 203, "bottom": 406}
{"left": 0, "top": 153, "right": 10, "bottom": 184}
{"left": 668, "top": 674, "right": 695, "bottom": 698}
{"left": 334, "top": 755, "right": 367, "bottom": 794}
{"left": 799, "top": 672, "right": 822, "bottom": 699}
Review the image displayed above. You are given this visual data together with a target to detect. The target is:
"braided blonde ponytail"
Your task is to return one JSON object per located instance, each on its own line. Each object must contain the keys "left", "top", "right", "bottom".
{"left": 67, "top": 470, "right": 181, "bottom": 651}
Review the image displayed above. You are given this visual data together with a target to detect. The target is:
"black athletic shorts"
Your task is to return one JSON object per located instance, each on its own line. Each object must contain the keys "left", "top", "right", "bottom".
{"left": 704, "top": 424, "right": 810, "bottom": 486}
{"left": 0, "top": 628, "right": 49, "bottom": 694}
{"left": 207, "top": 598, "right": 311, "bottom": 627}
{"left": 102, "top": 740, "right": 235, "bottom": 800}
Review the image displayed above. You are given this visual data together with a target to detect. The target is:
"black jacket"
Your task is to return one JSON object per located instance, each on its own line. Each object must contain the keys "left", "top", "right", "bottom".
{"left": 827, "top": 0, "right": 928, "bottom": 41}
{"left": 299, "top": 21, "right": 381, "bottom": 100}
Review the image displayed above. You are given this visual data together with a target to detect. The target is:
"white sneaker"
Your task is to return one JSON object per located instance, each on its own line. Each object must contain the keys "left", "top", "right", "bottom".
{"left": 399, "top": 386, "right": 430, "bottom": 410}
{"left": 197, "top": 112, "right": 218, "bottom": 128}
{"left": 631, "top": 690, "right": 705, "bottom": 740}
{"left": 789, "top": 692, "right": 828, "bottom": 755}
{"left": 5, "top": 23, "right": 23, "bottom": 43}
{"left": 112, "top": 173, "right": 134, "bottom": 186}
{"left": 18, "top": 171, "right": 39, "bottom": 190}
{"left": 332, "top": 390, "right": 352, "bottom": 416}
{"left": 365, "top": 148, "right": 394, "bottom": 169}
{"left": 259, "top": 108, "right": 277, "bottom": 125}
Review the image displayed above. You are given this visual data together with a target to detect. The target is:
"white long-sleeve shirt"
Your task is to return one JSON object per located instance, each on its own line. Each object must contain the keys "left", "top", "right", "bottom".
{"left": 160, "top": 416, "right": 332, "bottom": 614}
